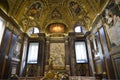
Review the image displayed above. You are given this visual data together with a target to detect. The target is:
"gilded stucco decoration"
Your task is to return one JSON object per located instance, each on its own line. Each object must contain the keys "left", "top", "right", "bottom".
{"left": 0, "top": 0, "right": 110, "bottom": 34}
{"left": 19, "top": 1, "right": 42, "bottom": 32}
{"left": 77, "top": 15, "right": 91, "bottom": 30}
{"left": 51, "top": 8, "right": 62, "bottom": 19}
{"left": 21, "top": 17, "right": 39, "bottom": 32}
{"left": 43, "top": 7, "right": 69, "bottom": 33}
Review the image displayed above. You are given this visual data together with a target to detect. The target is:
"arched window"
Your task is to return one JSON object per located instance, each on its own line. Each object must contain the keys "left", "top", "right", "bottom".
{"left": 74, "top": 26, "right": 82, "bottom": 33}
{"left": 27, "top": 27, "right": 40, "bottom": 36}
{"left": 74, "top": 26, "right": 86, "bottom": 34}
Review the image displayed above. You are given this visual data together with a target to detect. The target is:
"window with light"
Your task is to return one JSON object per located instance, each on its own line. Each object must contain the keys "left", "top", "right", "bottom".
{"left": 74, "top": 26, "right": 82, "bottom": 33}
{"left": 27, "top": 42, "right": 39, "bottom": 64}
{"left": 27, "top": 27, "right": 39, "bottom": 36}
{"left": 74, "top": 26, "right": 86, "bottom": 34}
{"left": 75, "top": 41, "right": 88, "bottom": 63}
{"left": 0, "top": 17, "right": 5, "bottom": 46}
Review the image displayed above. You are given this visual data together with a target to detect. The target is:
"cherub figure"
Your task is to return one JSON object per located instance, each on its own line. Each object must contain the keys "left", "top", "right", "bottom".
{"left": 48, "top": 57, "right": 54, "bottom": 70}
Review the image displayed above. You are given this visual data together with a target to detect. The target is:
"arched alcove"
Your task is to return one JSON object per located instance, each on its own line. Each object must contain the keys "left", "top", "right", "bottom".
{"left": 45, "top": 23, "right": 68, "bottom": 34}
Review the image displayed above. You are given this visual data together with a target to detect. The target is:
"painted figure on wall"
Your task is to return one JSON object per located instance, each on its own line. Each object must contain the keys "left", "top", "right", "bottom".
{"left": 69, "top": 1, "right": 81, "bottom": 15}
{"left": 27, "top": 2, "right": 41, "bottom": 20}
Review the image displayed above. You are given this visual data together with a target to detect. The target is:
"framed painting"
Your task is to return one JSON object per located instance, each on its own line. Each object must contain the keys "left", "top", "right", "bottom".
{"left": 12, "top": 35, "right": 22, "bottom": 59}
{"left": 49, "top": 42, "right": 65, "bottom": 70}
{"left": 13, "top": 41, "right": 21, "bottom": 59}
{"left": 8, "top": 34, "right": 17, "bottom": 58}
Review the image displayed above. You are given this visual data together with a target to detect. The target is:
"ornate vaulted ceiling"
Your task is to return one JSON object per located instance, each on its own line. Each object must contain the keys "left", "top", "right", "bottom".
{"left": 0, "top": 0, "right": 109, "bottom": 34}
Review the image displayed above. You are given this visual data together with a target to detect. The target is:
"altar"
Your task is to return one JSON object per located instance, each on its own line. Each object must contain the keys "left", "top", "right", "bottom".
{"left": 18, "top": 76, "right": 95, "bottom": 80}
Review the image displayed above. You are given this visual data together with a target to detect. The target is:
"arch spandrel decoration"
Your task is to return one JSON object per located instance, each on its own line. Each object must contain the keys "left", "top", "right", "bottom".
{"left": 51, "top": 8, "right": 62, "bottom": 19}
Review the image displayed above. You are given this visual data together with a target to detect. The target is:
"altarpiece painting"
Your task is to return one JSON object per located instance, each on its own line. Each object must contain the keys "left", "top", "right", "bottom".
{"left": 49, "top": 43, "right": 65, "bottom": 70}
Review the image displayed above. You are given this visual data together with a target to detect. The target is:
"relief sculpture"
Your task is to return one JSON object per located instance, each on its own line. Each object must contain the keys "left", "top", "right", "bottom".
{"left": 50, "top": 43, "right": 65, "bottom": 69}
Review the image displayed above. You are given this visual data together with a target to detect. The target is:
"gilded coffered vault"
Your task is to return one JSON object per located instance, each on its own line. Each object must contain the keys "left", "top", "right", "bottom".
{"left": 0, "top": 0, "right": 109, "bottom": 34}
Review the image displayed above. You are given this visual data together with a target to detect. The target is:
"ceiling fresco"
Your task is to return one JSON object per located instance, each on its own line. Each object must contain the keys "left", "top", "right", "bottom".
{"left": 0, "top": 0, "right": 109, "bottom": 34}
